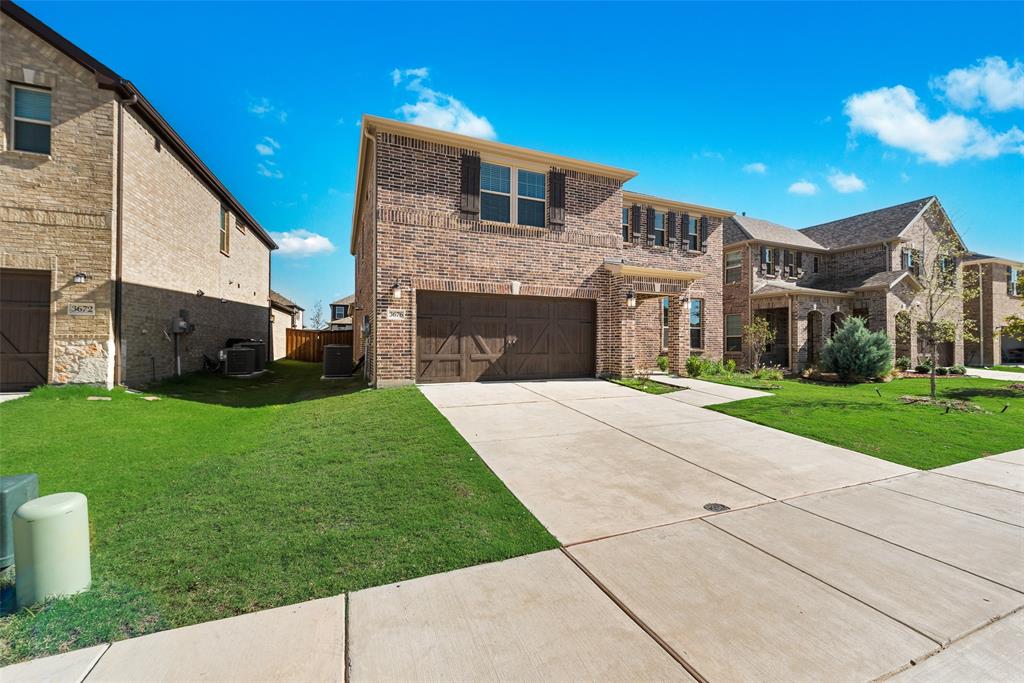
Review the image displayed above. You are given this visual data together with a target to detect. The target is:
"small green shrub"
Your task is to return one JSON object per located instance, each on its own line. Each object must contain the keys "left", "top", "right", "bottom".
{"left": 704, "top": 359, "right": 724, "bottom": 376}
{"left": 935, "top": 366, "right": 949, "bottom": 376}
{"left": 950, "top": 364, "right": 966, "bottom": 375}
{"left": 914, "top": 364, "right": 931, "bottom": 374}
{"left": 656, "top": 355, "right": 669, "bottom": 372}
{"left": 753, "top": 366, "right": 784, "bottom": 380}
{"left": 820, "top": 317, "right": 894, "bottom": 380}
{"left": 919, "top": 356, "right": 935, "bottom": 370}
{"left": 685, "top": 355, "right": 706, "bottom": 377}
{"left": 724, "top": 359, "right": 737, "bottom": 373}
{"left": 895, "top": 356, "right": 912, "bottom": 371}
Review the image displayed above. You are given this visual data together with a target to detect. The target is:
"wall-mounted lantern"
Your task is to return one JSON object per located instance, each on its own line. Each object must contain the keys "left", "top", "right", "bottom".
{"left": 391, "top": 282, "right": 402, "bottom": 299}
{"left": 196, "top": 289, "right": 205, "bottom": 297}
{"left": 73, "top": 272, "right": 87, "bottom": 284}
{"left": 626, "top": 288, "right": 637, "bottom": 308}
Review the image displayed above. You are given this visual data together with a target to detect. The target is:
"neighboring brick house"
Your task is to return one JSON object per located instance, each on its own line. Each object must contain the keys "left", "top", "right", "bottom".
{"left": 328, "top": 295, "right": 354, "bottom": 331}
{"left": 723, "top": 196, "right": 970, "bottom": 371}
{"left": 963, "top": 253, "right": 1024, "bottom": 366}
{"left": 0, "top": 1, "right": 275, "bottom": 390}
{"left": 351, "top": 115, "right": 730, "bottom": 387}
{"left": 270, "top": 290, "right": 303, "bottom": 360}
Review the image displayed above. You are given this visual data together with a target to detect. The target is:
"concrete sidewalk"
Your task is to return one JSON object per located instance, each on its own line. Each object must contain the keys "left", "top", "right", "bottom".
{"left": 4, "top": 380, "right": 1023, "bottom": 682}
{"left": 967, "top": 367, "right": 1024, "bottom": 382}
{"left": 648, "top": 374, "right": 774, "bottom": 405}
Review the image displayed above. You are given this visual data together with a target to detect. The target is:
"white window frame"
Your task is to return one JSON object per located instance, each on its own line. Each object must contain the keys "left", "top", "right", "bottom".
{"left": 653, "top": 211, "right": 666, "bottom": 247}
{"left": 661, "top": 297, "right": 670, "bottom": 349}
{"left": 690, "top": 298, "right": 704, "bottom": 349}
{"left": 1009, "top": 266, "right": 1020, "bottom": 297}
{"left": 622, "top": 207, "right": 630, "bottom": 242}
{"left": 11, "top": 83, "right": 52, "bottom": 154}
{"left": 480, "top": 160, "right": 546, "bottom": 227}
{"left": 763, "top": 247, "right": 776, "bottom": 275}
{"left": 687, "top": 216, "right": 699, "bottom": 251}
{"left": 725, "top": 250, "right": 742, "bottom": 283}
{"left": 219, "top": 206, "right": 230, "bottom": 255}
{"left": 725, "top": 314, "right": 742, "bottom": 352}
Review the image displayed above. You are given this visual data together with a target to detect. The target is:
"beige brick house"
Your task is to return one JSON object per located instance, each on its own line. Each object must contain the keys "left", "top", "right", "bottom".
{"left": 723, "top": 196, "right": 970, "bottom": 371}
{"left": 963, "top": 253, "right": 1024, "bottom": 366}
{"left": 0, "top": 1, "right": 275, "bottom": 390}
{"left": 351, "top": 115, "right": 730, "bottom": 387}
{"left": 270, "top": 290, "right": 303, "bottom": 360}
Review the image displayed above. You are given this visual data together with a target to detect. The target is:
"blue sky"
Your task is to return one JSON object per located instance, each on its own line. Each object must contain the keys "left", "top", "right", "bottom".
{"left": 28, "top": 1, "right": 1024, "bottom": 318}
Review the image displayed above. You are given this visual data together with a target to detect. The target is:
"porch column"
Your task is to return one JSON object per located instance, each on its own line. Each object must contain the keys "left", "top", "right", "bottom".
{"left": 667, "top": 296, "right": 690, "bottom": 375}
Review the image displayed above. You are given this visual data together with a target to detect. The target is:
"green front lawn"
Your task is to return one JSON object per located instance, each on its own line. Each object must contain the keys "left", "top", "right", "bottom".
{"left": 989, "top": 365, "right": 1024, "bottom": 373}
{"left": 704, "top": 375, "right": 1023, "bottom": 470}
{"left": 611, "top": 377, "right": 681, "bottom": 395}
{"left": 0, "top": 361, "right": 556, "bottom": 665}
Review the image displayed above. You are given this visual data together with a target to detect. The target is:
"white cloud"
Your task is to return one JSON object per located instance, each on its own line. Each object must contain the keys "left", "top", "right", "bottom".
{"left": 844, "top": 85, "right": 1024, "bottom": 165}
{"left": 257, "top": 160, "right": 283, "bottom": 179}
{"left": 827, "top": 169, "right": 866, "bottom": 193}
{"left": 248, "top": 96, "right": 287, "bottom": 123}
{"left": 392, "top": 67, "right": 497, "bottom": 139}
{"left": 255, "top": 136, "right": 280, "bottom": 156}
{"left": 743, "top": 162, "right": 767, "bottom": 174}
{"left": 788, "top": 180, "right": 819, "bottom": 196}
{"left": 900, "top": 171, "right": 911, "bottom": 183}
{"left": 931, "top": 57, "right": 1024, "bottom": 112}
{"left": 270, "top": 229, "right": 336, "bottom": 257}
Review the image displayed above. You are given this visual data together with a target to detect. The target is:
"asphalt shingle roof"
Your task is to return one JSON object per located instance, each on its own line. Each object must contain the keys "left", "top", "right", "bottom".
{"left": 799, "top": 197, "right": 934, "bottom": 249}
{"left": 332, "top": 294, "right": 355, "bottom": 306}
{"left": 725, "top": 216, "right": 823, "bottom": 249}
{"left": 270, "top": 290, "right": 303, "bottom": 311}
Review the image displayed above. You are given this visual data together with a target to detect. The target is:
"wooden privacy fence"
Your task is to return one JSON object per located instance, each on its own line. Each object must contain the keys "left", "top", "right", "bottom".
{"left": 285, "top": 329, "right": 353, "bottom": 362}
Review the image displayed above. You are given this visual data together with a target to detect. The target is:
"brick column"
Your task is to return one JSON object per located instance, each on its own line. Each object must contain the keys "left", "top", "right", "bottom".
{"left": 667, "top": 296, "right": 690, "bottom": 375}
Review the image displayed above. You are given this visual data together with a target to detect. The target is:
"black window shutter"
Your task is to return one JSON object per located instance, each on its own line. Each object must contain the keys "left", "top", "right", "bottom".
{"left": 631, "top": 204, "right": 642, "bottom": 242}
{"left": 667, "top": 211, "right": 677, "bottom": 246}
{"left": 460, "top": 154, "right": 480, "bottom": 215}
{"left": 549, "top": 171, "right": 566, "bottom": 227}
{"left": 646, "top": 207, "right": 656, "bottom": 245}
{"left": 773, "top": 247, "right": 781, "bottom": 271}
{"left": 681, "top": 213, "right": 690, "bottom": 250}
{"left": 700, "top": 217, "right": 709, "bottom": 253}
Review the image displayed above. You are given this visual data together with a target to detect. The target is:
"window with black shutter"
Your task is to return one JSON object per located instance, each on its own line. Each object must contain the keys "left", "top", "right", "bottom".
{"left": 460, "top": 154, "right": 481, "bottom": 215}
{"left": 622, "top": 207, "right": 630, "bottom": 242}
{"left": 700, "top": 217, "right": 709, "bottom": 253}
{"left": 549, "top": 171, "right": 566, "bottom": 227}
{"left": 631, "top": 205, "right": 642, "bottom": 243}
{"left": 667, "top": 211, "right": 677, "bottom": 246}
{"left": 646, "top": 207, "right": 656, "bottom": 245}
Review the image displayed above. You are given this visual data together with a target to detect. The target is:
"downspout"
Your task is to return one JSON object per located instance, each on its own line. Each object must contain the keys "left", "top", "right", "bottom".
{"left": 787, "top": 294, "right": 793, "bottom": 370}
{"left": 112, "top": 92, "right": 138, "bottom": 386}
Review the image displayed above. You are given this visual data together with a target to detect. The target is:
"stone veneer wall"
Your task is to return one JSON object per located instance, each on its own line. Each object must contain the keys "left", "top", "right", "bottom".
{"left": 0, "top": 15, "right": 116, "bottom": 385}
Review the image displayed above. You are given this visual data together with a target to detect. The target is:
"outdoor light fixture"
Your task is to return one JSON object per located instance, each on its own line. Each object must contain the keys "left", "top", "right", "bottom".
{"left": 626, "top": 288, "right": 637, "bottom": 308}
{"left": 196, "top": 289, "right": 205, "bottom": 297}
{"left": 391, "top": 282, "right": 402, "bottom": 299}
{"left": 73, "top": 272, "right": 87, "bottom": 284}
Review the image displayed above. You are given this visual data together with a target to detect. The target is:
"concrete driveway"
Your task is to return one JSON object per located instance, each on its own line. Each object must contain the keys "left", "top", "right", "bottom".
{"left": 420, "top": 378, "right": 911, "bottom": 544}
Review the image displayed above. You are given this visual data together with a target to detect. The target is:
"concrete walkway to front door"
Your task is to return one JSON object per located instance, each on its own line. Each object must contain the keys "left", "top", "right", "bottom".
{"left": 968, "top": 367, "right": 1024, "bottom": 382}
{"left": 4, "top": 382, "right": 1021, "bottom": 683}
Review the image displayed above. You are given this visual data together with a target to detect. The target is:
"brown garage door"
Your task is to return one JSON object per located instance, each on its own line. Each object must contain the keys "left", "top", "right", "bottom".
{"left": 1, "top": 269, "right": 51, "bottom": 391}
{"left": 417, "top": 292, "right": 595, "bottom": 383}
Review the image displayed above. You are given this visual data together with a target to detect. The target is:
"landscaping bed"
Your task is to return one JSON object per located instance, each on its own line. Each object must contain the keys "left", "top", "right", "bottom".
{"left": 0, "top": 361, "right": 556, "bottom": 665}
{"left": 703, "top": 375, "right": 1023, "bottom": 470}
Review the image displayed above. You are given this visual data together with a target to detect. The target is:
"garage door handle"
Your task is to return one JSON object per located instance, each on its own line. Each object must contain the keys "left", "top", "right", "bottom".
{"left": 506, "top": 335, "right": 518, "bottom": 345}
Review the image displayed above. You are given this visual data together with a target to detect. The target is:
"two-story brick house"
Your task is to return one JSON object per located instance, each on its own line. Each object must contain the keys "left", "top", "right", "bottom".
{"left": 0, "top": 1, "right": 275, "bottom": 390}
{"left": 351, "top": 115, "right": 730, "bottom": 387}
{"left": 963, "top": 253, "right": 1024, "bottom": 366}
{"left": 723, "top": 196, "right": 969, "bottom": 371}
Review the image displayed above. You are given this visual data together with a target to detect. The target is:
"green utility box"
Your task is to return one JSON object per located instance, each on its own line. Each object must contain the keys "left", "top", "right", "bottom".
{"left": 1, "top": 474, "right": 38, "bottom": 568}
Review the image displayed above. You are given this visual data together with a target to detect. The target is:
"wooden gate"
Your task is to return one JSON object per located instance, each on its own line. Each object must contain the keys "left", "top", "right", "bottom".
{"left": 1, "top": 269, "right": 51, "bottom": 391}
{"left": 286, "top": 329, "right": 353, "bottom": 362}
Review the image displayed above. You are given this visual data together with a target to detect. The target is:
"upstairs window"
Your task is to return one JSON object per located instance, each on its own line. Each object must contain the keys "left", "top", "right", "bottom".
{"left": 762, "top": 247, "right": 776, "bottom": 275}
{"left": 902, "top": 248, "right": 921, "bottom": 276}
{"left": 1009, "top": 267, "right": 1021, "bottom": 297}
{"left": 12, "top": 85, "right": 52, "bottom": 154}
{"left": 622, "top": 208, "right": 630, "bottom": 242}
{"left": 690, "top": 298, "right": 703, "bottom": 349}
{"left": 219, "top": 206, "right": 230, "bottom": 255}
{"left": 687, "top": 216, "right": 699, "bottom": 251}
{"left": 813, "top": 255, "right": 820, "bottom": 274}
{"left": 725, "top": 251, "right": 742, "bottom": 283}
{"left": 653, "top": 211, "right": 666, "bottom": 247}
{"left": 480, "top": 162, "right": 546, "bottom": 227}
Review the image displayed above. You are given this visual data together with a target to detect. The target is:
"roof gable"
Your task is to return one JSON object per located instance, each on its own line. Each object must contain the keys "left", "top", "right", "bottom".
{"left": 799, "top": 197, "right": 934, "bottom": 249}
